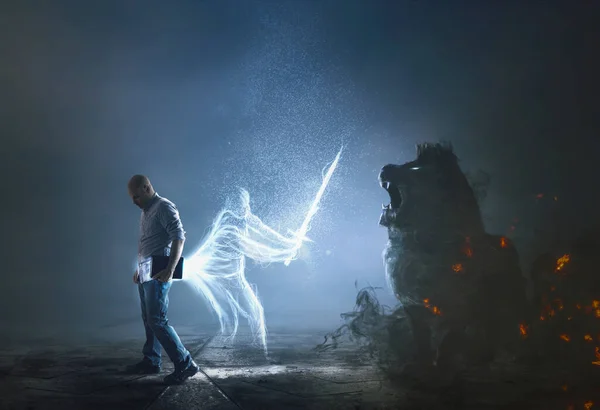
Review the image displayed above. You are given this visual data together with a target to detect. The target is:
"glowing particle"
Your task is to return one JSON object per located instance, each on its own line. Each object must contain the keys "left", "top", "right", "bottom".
{"left": 584, "top": 401, "right": 593, "bottom": 410}
{"left": 554, "top": 254, "right": 570, "bottom": 272}
{"left": 584, "top": 334, "right": 593, "bottom": 342}
{"left": 423, "top": 298, "right": 441, "bottom": 315}
{"left": 593, "top": 347, "right": 600, "bottom": 366}
{"left": 519, "top": 323, "right": 528, "bottom": 338}
{"left": 554, "top": 299, "right": 564, "bottom": 311}
{"left": 561, "top": 384, "right": 568, "bottom": 391}
{"left": 452, "top": 263, "right": 463, "bottom": 273}
{"left": 500, "top": 237, "right": 507, "bottom": 248}
{"left": 560, "top": 334, "right": 570, "bottom": 342}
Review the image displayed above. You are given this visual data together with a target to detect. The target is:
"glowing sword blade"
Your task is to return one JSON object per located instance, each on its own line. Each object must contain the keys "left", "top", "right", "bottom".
{"left": 284, "top": 146, "right": 343, "bottom": 266}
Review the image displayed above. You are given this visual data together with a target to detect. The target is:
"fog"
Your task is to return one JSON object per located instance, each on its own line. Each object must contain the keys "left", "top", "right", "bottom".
{"left": 1, "top": 1, "right": 598, "bottom": 343}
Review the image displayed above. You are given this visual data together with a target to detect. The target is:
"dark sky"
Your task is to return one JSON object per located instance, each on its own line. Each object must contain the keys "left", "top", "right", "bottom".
{"left": 1, "top": 1, "right": 598, "bottom": 340}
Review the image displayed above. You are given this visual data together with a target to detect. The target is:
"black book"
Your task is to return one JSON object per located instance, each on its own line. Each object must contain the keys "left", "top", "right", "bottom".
{"left": 151, "top": 255, "right": 184, "bottom": 280}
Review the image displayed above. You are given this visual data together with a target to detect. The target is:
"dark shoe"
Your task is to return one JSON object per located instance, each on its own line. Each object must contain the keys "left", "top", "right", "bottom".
{"left": 125, "top": 359, "right": 161, "bottom": 374}
{"left": 163, "top": 360, "right": 199, "bottom": 385}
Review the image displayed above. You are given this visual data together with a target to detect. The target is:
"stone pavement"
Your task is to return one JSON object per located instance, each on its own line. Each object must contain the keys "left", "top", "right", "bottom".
{"left": 0, "top": 328, "right": 599, "bottom": 410}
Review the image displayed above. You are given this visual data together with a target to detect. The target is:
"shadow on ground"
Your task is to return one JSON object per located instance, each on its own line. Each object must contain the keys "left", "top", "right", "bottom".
{"left": 0, "top": 326, "right": 599, "bottom": 410}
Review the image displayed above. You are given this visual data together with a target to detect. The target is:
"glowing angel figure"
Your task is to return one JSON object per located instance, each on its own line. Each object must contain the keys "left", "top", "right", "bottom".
{"left": 182, "top": 147, "right": 343, "bottom": 355}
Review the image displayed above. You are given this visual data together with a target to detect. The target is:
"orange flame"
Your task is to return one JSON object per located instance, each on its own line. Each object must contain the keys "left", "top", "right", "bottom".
{"left": 592, "top": 300, "right": 599, "bottom": 308}
{"left": 584, "top": 401, "right": 593, "bottom": 410}
{"left": 452, "top": 263, "right": 463, "bottom": 273}
{"left": 554, "top": 254, "right": 570, "bottom": 272}
{"left": 559, "top": 334, "right": 570, "bottom": 342}
{"left": 585, "top": 334, "right": 593, "bottom": 342}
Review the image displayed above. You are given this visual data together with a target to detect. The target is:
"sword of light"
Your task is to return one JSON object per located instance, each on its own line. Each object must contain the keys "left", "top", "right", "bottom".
{"left": 284, "top": 146, "right": 343, "bottom": 266}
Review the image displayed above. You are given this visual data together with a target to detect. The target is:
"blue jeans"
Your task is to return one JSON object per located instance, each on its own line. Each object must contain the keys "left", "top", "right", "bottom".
{"left": 138, "top": 280, "right": 192, "bottom": 371}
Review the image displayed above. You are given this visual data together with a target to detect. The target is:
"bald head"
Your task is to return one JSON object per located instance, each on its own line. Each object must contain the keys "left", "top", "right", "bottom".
{"left": 128, "top": 174, "right": 152, "bottom": 190}
{"left": 128, "top": 174, "right": 156, "bottom": 209}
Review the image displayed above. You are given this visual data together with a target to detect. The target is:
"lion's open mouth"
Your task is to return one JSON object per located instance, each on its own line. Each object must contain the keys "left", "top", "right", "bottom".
{"left": 380, "top": 180, "right": 403, "bottom": 210}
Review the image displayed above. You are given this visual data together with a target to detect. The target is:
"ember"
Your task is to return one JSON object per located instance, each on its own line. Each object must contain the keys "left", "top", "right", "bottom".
{"left": 593, "top": 301, "right": 600, "bottom": 317}
{"left": 555, "top": 254, "right": 570, "bottom": 272}
{"left": 554, "top": 299, "right": 564, "bottom": 311}
{"left": 500, "top": 237, "right": 507, "bottom": 248}
{"left": 584, "top": 401, "right": 593, "bottom": 410}
{"left": 584, "top": 334, "right": 593, "bottom": 342}
{"left": 423, "top": 298, "right": 442, "bottom": 316}
{"left": 519, "top": 323, "right": 529, "bottom": 338}
{"left": 593, "top": 347, "right": 600, "bottom": 366}
{"left": 463, "top": 237, "right": 473, "bottom": 257}
{"left": 560, "top": 334, "right": 570, "bottom": 342}
{"left": 451, "top": 263, "right": 463, "bottom": 273}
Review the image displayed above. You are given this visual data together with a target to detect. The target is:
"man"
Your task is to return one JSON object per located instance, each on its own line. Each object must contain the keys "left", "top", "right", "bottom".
{"left": 125, "top": 174, "right": 198, "bottom": 385}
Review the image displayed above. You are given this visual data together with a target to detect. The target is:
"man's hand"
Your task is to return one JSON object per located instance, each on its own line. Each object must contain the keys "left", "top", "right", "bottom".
{"left": 152, "top": 268, "right": 174, "bottom": 283}
{"left": 133, "top": 269, "right": 140, "bottom": 284}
